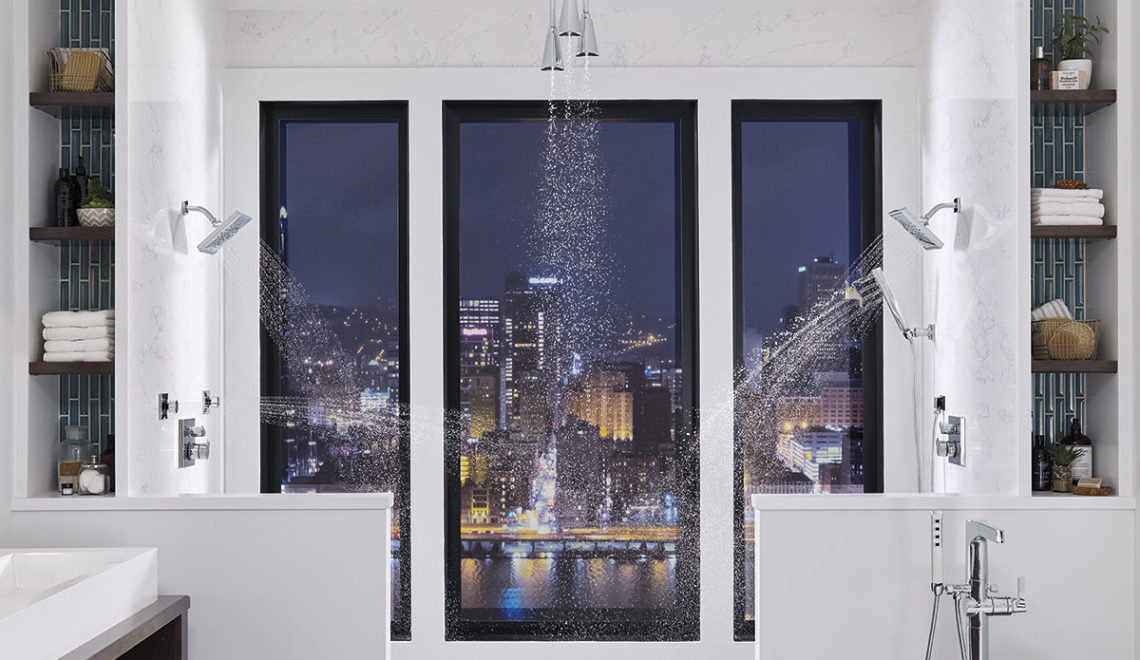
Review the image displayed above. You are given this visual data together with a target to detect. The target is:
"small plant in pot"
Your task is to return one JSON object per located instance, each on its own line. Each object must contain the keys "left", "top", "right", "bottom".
{"left": 1046, "top": 443, "right": 1086, "bottom": 493}
{"left": 1052, "top": 14, "right": 1109, "bottom": 89}
{"left": 77, "top": 182, "right": 114, "bottom": 227}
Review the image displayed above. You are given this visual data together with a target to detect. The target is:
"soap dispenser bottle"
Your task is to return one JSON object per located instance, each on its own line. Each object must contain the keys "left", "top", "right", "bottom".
{"left": 54, "top": 167, "right": 78, "bottom": 226}
{"left": 1061, "top": 419, "right": 1093, "bottom": 484}
{"left": 1031, "top": 45, "right": 1051, "bottom": 90}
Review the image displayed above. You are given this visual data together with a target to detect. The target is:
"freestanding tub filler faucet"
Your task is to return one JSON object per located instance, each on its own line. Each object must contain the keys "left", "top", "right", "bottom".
{"left": 945, "top": 520, "right": 1027, "bottom": 660}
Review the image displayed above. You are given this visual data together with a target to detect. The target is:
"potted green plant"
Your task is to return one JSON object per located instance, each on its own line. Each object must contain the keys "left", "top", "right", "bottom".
{"left": 77, "top": 182, "right": 114, "bottom": 227}
{"left": 1052, "top": 14, "right": 1109, "bottom": 89}
{"left": 1046, "top": 443, "right": 1086, "bottom": 493}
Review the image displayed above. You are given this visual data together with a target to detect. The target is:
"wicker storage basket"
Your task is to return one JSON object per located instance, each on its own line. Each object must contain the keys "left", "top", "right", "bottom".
{"left": 48, "top": 48, "right": 115, "bottom": 92}
{"left": 1032, "top": 318, "right": 1099, "bottom": 360}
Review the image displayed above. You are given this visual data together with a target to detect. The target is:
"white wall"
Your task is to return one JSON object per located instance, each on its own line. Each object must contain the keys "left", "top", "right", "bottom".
{"left": 11, "top": 495, "right": 391, "bottom": 660}
{"left": 0, "top": 0, "right": 15, "bottom": 547}
{"left": 919, "top": 0, "right": 1029, "bottom": 495}
{"left": 121, "top": 0, "right": 227, "bottom": 495}
{"left": 754, "top": 500, "right": 1135, "bottom": 658}
{"left": 225, "top": 3, "right": 923, "bottom": 69}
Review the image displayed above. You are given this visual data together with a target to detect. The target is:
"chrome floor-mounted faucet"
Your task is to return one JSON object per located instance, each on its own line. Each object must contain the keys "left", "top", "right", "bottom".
{"left": 945, "top": 520, "right": 1027, "bottom": 660}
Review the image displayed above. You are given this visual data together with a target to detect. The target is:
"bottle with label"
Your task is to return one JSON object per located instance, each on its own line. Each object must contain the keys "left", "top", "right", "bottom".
{"left": 1031, "top": 45, "right": 1051, "bottom": 90}
{"left": 1061, "top": 419, "right": 1093, "bottom": 485}
{"left": 54, "top": 167, "right": 78, "bottom": 226}
{"left": 1031, "top": 435, "right": 1051, "bottom": 491}
{"left": 72, "top": 155, "right": 89, "bottom": 205}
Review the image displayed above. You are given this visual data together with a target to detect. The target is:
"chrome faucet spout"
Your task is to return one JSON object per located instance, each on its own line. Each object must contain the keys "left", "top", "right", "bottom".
{"left": 966, "top": 520, "right": 1004, "bottom": 544}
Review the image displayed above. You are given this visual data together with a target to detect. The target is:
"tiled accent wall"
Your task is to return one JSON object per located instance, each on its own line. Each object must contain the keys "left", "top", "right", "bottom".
{"left": 1030, "top": 0, "right": 1088, "bottom": 444}
{"left": 57, "top": 0, "right": 116, "bottom": 449}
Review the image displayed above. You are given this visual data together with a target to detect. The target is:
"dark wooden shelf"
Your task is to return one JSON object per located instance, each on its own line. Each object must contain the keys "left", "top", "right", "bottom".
{"left": 29, "top": 91, "right": 114, "bottom": 119}
{"left": 1031, "top": 224, "right": 1116, "bottom": 239}
{"left": 30, "top": 226, "right": 115, "bottom": 242}
{"left": 1032, "top": 360, "right": 1117, "bottom": 374}
{"left": 29, "top": 361, "right": 114, "bottom": 375}
{"left": 1031, "top": 89, "right": 1117, "bottom": 115}
{"left": 60, "top": 595, "right": 189, "bottom": 660}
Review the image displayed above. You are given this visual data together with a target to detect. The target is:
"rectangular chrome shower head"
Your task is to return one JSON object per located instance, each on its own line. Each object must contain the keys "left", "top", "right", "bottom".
{"left": 889, "top": 207, "right": 944, "bottom": 250}
{"left": 197, "top": 211, "right": 251, "bottom": 255}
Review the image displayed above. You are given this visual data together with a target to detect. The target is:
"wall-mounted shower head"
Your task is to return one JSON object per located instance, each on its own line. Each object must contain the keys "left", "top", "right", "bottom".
{"left": 870, "top": 267, "right": 934, "bottom": 341}
{"left": 182, "top": 201, "right": 252, "bottom": 255}
{"left": 888, "top": 197, "right": 960, "bottom": 250}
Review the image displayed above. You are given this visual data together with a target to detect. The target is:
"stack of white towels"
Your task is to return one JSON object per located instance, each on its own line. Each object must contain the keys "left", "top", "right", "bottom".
{"left": 42, "top": 310, "right": 114, "bottom": 362}
{"left": 1031, "top": 187, "right": 1105, "bottom": 225}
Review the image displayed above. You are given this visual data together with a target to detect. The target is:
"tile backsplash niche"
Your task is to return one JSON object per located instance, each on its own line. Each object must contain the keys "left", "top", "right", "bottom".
{"left": 55, "top": 0, "right": 116, "bottom": 449}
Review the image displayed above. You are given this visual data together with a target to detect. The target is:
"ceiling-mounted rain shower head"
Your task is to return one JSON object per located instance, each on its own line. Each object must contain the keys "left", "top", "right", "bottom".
{"left": 558, "top": 0, "right": 582, "bottom": 37}
{"left": 888, "top": 197, "right": 960, "bottom": 250}
{"left": 870, "top": 267, "right": 935, "bottom": 341}
{"left": 576, "top": 0, "right": 598, "bottom": 57}
{"left": 182, "top": 201, "right": 252, "bottom": 255}
{"left": 541, "top": 0, "right": 564, "bottom": 70}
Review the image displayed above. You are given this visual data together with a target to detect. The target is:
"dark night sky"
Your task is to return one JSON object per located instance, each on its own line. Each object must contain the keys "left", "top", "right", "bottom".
{"left": 277, "top": 114, "right": 856, "bottom": 333}
{"left": 740, "top": 120, "right": 857, "bottom": 333}
{"left": 283, "top": 120, "right": 400, "bottom": 308}
{"left": 459, "top": 120, "right": 678, "bottom": 319}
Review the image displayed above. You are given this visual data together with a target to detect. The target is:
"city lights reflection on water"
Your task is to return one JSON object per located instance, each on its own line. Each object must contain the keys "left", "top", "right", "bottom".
{"left": 461, "top": 556, "right": 676, "bottom": 610}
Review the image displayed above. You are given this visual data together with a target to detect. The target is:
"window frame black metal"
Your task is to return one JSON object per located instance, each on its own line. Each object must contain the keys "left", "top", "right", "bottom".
{"left": 442, "top": 99, "right": 700, "bottom": 641}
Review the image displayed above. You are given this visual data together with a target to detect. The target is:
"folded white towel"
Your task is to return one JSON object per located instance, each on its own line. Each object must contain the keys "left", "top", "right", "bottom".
{"left": 1032, "top": 215, "right": 1104, "bottom": 226}
{"left": 1031, "top": 201, "right": 1105, "bottom": 217}
{"left": 1032, "top": 298, "right": 1073, "bottom": 321}
{"left": 44, "top": 338, "right": 114, "bottom": 353}
{"left": 1031, "top": 188, "right": 1104, "bottom": 200}
{"left": 42, "top": 310, "right": 115, "bottom": 328}
{"left": 42, "top": 350, "right": 113, "bottom": 362}
{"left": 43, "top": 326, "right": 114, "bottom": 341}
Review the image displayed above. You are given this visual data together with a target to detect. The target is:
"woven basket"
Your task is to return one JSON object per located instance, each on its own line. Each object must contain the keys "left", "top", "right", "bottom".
{"left": 1032, "top": 318, "right": 1099, "bottom": 360}
{"left": 48, "top": 48, "right": 115, "bottom": 92}
{"left": 77, "top": 207, "right": 115, "bottom": 227}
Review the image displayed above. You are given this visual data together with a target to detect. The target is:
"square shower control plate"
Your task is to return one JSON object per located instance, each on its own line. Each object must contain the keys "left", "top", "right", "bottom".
{"left": 947, "top": 415, "right": 965, "bottom": 466}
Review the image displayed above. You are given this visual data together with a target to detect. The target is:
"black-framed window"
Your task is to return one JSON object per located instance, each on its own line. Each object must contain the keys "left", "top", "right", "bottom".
{"left": 260, "top": 102, "right": 411, "bottom": 640}
{"left": 443, "top": 100, "right": 699, "bottom": 641}
{"left": 732, "top": 101, "right": 883, "bottom": 640}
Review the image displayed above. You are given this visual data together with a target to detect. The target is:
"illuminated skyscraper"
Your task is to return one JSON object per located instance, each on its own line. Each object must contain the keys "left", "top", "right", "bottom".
{"left": 565, "top": 369, "right": 633, "bottom": 443}
{"left": 501, "top": 272, "right": 564, "bottom": 431}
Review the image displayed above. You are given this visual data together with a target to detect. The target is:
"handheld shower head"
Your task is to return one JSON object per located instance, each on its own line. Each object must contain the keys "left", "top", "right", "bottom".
{"left": 182, "top": 201, "right": 252, "bottom": 254}
{"left": 870, "top": 267, "right": 910, "bottom": 335}
{"left": 870, "top": 267, "right": 935, "bottom": 341}
{"left": 888, "top": 197, "right": 959, "bottom": 250}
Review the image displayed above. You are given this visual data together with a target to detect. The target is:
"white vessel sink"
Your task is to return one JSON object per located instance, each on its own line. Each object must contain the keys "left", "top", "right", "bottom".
{"left": 0, "top": 548, "right": 158, "bottom": 660}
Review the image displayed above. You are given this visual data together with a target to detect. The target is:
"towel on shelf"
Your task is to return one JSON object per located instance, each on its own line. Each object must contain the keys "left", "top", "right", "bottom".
{"left": 1031, "top": 201, "right": 1105, "bottom": 217}
{"left": 42, "top": 350, "right": 113, "bottom": 363}
{"left": 42, "top": 326, "right": 114, "bottom": 341}
{"left": 1031, "top": 187, "right": 1104, "bottom": 201}
{"left": 1032, "top": 298, "right": 1074, "bottom": 322}
{"left": 1032, "top": 215, "right": 1104, "bottom": 226}
{"left": 44, "top": 338, "right": 114, "bottom": 353}
{"left": 42, "top": 309, "right": 115, "bottom": 328}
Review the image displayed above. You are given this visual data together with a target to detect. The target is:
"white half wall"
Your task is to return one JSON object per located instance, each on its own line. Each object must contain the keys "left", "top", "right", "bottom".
{"left": 10, "top": 494, "right": 392, "bottom": 660}
{"left": 121, "top": 0, "right": 227, "bottom": 495}
{"left": 754, "top": 499, "right": 1135, "bottom": 658}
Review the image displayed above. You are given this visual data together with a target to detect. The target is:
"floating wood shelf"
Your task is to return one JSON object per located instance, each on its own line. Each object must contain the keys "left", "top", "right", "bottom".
{"left": 29, "top": 92, "right": 114, "bottom": 119}
{"left": 29, "top": 361, "right": 114, "bottom": 375}
{"left": 1031, "top": 225, "right": 1117, "bottom": 239}
{"left": 1032, "top": 360, "right": 1117, "bottom": 374}
{"left": 1030, "top": 89, "right": 1117, "bottom": 115}
{"left": 29, "top": 226, "right": 115, "bottom": 242}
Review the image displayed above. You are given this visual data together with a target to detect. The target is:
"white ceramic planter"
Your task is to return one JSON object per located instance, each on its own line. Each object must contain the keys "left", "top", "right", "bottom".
{"left": 1058, "top": 58, "right": 1093, "bottom": 89}
{"left": 77, "top": 207, "right": 115, "bottom": 227}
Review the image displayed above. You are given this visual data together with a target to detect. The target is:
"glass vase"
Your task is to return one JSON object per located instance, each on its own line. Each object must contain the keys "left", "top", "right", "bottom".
{"left": 1052, "top": 465, "right": 1073, "bottom": 493}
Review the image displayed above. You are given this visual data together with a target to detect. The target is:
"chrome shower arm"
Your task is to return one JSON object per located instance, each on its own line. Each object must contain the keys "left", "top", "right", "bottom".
{"left": 182, "top": 200, "right": 222, "bottom": 227}
{"left": 922, "top": 198, "right": 962, "bottom": 222}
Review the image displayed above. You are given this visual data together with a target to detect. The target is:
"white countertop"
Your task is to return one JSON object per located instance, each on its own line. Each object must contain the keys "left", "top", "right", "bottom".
{"left": 11, "top": 492, "right": 394, "bottom": 512}
{"left": 752, "top": 492, "right": 1136, "bottom": 511}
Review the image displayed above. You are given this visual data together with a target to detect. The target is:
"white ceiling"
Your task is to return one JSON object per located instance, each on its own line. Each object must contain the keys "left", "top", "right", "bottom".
{"left": 222, "top": 0, "right": 919, "bottom": 11}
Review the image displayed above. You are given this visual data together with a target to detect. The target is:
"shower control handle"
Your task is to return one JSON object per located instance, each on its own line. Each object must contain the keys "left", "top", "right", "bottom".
{"left": 178, "top": 418, "right": 210, "bottom": 468}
